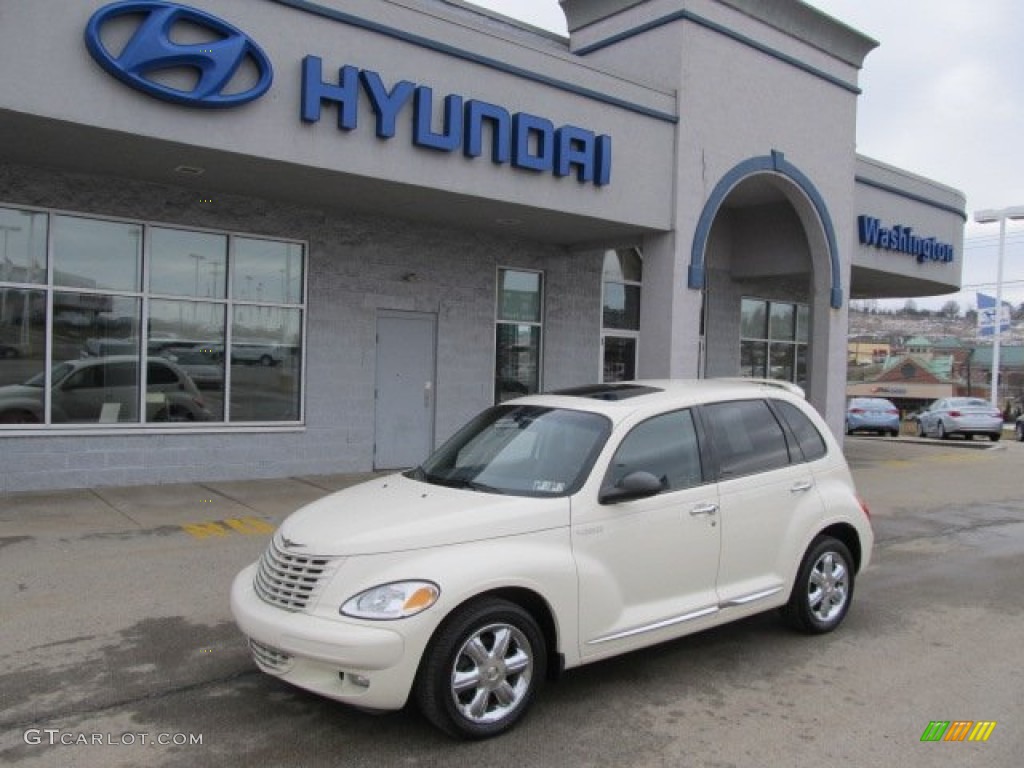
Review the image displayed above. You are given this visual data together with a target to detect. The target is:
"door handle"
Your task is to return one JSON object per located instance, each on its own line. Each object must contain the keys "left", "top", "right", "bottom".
{"left": 790, "top": 480, "right": 813, "bottom": 494}
{"left": 690, "top": 503, "right": 718, "bottom": 517}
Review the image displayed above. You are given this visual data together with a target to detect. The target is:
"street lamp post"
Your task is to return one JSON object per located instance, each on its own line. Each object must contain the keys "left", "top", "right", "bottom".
{"left": 974, "top": 206, "right": 1024, "bottom": 411}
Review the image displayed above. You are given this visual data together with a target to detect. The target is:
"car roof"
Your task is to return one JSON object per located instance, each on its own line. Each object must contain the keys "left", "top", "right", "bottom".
{"left": 508, "top": 379, "right": 808, "bottom": 421}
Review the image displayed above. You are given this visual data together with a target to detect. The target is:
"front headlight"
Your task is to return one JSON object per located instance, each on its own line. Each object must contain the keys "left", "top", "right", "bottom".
{"left": 340, "top": 581, "right": 440, "bottom": 620}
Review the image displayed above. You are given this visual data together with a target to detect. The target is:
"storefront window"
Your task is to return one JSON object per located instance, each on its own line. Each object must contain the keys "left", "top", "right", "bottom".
{"left": 495, "top": 269, "right": 543, "bottom": 402}
{"left": 740, "top": 297, "right": 808, "bottom": 387}
{"left": 53, "top": 215, "right": 141, "bottom": 292}
{"left": 150, "top": 227, "right": 227, "bottom": 298}
{"left": 0, "top": 205, "right": 306, "bottom": 428}
{"left": 602, "top": 248, "right": 642, "bottom": 382}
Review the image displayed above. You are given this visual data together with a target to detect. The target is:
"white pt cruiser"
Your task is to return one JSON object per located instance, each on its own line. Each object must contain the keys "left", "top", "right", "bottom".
{"left": 231, "top": 380, "right": 873, "bottom": 739}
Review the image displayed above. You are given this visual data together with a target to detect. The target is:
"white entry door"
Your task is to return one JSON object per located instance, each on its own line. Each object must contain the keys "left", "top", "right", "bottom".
{"left": 374, "top": 311, "right": 437, "bottom": 469}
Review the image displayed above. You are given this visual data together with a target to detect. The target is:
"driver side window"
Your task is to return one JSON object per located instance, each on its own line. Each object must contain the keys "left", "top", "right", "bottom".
{"left": 604, "top": 410, "right": 703, "bottom": 493}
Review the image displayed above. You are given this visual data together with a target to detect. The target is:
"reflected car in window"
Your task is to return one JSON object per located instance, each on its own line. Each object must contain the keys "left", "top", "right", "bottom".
{"left": 232, "top": 379, "right": 873, "bottom": 739}
{"left": 845, "top": 397, "right": 900, "bottom": 437}
{"left": 0, "top": 355, "right": 211, "bottom": 424}
{"left": 916, "top": 397, "right": 1003, "bottom": 441}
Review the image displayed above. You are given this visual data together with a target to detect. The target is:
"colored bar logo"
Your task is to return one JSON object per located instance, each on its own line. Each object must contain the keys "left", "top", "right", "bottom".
{"left": 920, "top": 721, "right": 997, "bottom": 742}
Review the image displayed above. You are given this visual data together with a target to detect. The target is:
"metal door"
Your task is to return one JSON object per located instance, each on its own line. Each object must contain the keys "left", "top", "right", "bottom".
{"left": 374, "top": 311, "right": 437, "bottom": 469}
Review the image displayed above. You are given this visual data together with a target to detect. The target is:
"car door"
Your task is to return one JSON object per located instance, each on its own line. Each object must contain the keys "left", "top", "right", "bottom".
{"left": 573, "top": 409, "right": 721, "bottom": 661}
{"left": 701, "top": 399, "right": 823, "bottom": 611}
{"left": 919, "top": 399, "right": 942, "bottom": 436}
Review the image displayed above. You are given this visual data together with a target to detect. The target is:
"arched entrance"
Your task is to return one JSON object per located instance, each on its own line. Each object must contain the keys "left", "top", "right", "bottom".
{"left": 688, "top": 151, "right": 840, "bottom": 411}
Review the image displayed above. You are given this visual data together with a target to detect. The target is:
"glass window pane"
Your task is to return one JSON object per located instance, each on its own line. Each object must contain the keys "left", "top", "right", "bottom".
{"left": 796, "top": 304, "right": 810, "bottom": 343}
{"left": 603, "top": 283, "right": 641, "bottom": 330}
{"left": 796, "top": 345, "right": 808, "bottom": 390}
{"left": 0, "top": 207, "right": 47, "bottom": 285}
{"left": 149, "top": 299, "right": 226, "bottom": 420}
{"left": 230, "top": 306, "right": 302, "bottom": 421}
{"left": 769, "top": 344, "right": 795, "bottom": 382}
{"left": 233, "top": 238, "right": 304, "bottom": 304}
{"left": 740, "top": 298, "right": 767, "bottom": 339}
{"left": 495, "top": 323, "right": 540, "bottom": 402}
{"left": 740, "top": 340, "right": 767, "bottom": 378}
{"left": 497, "top": 270, "right": 541, "bottom": 323}
{"left": 605, "top": 410, "right": 702, "bottom": 492}
{"left": 602, "top": 248, "right": 642, "bottom": 283}
{"left": 776, "top": 401, "right": 827, "bottom": 462}
{"left": 705, "top": 400, "right": 791, "bottom": 478}
{"left": 53, "top": 215, "right": 141, "bottom": 291}
{"left": 602, "top": 336, "right": 637, "bottom": 383}
{"left": 150, "top": 228, "right": 228, "bottom": 298}
{"left": 769, "top": 303, "right": 795, "bottom": 341}
{"left": 0, "top": 288, "right": 47, "bottom": 424}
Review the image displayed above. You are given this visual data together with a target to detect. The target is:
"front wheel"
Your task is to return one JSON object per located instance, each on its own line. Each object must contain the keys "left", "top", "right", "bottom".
{"left": 937, "top": 421, "right": 949, "bottom": 440}
{"left": 782, "top": 536, "right": 855, "bottom": 634}
{"left": 414, "top": 598, "right": 545, "bottom": 739}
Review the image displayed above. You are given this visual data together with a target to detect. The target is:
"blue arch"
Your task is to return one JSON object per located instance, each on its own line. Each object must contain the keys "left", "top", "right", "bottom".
{"left": 687, "top": 150, "right": 843, "bottom": 309}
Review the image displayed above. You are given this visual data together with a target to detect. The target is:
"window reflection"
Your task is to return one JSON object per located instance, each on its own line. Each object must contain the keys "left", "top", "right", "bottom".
{"left": 233, "top": 238, "right": 303, "bottom": 304}
{"left": 0, "top": 207, "right": 47, "bottom": 285}
{"left": 0, "top": 288, "right": 47, "bottom": 423}
{"left": 150, "top": 228, "right": 227, "bottom": 298}
{"left": 53, "top": 215, "right": 141, "bottom": 292}
{"left": 229, "top": 306, "right": 302, "bottom": 421}
{"left": 1, "top": 206, "right": 304, "bottom": 428}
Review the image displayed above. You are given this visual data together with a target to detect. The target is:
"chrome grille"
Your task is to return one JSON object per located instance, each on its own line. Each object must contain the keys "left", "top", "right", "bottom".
{"left": 249, "top": 638, "right": 293, "bottom": 674}
{"left": 253, "top": 536, "right": 334, "bottom": 612}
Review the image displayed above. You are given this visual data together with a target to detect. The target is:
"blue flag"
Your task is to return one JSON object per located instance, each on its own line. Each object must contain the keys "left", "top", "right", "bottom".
{"left": 977, "top": 293, "right": 1011, "bottom": 337}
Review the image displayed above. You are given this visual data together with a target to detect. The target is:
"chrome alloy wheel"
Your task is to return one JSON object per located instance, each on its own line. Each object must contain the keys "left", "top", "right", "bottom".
{"left": 450, "top": 622, "right": 534, "bottom": 725}
{"left": 807, "top": 551, "right": 849, "bottom": 623}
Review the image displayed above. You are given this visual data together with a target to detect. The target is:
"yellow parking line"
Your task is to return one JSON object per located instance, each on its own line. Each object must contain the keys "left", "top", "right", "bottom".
{"left": 182, "top": 517, "right": 275, "bottom": 539}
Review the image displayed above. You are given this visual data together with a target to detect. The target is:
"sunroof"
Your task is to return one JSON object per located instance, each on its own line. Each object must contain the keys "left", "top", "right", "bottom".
{"left": 550, "top": 384, "right": 663, "bottom": 401}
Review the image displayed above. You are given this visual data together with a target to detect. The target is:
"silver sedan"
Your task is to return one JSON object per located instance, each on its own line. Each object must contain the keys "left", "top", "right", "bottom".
{"left": 916, "top": 397, "right": 1004, "bottom": 441}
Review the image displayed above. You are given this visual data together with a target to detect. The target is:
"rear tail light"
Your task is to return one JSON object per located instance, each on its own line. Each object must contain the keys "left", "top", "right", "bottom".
{"left": 849, "top": 408, "right": 864, "bottom": 414}
{"left": 948, "top": 410, "right": 961, "bottom": 417}
{"left": 886, "top": 409, "right": 899, "bottom": 415}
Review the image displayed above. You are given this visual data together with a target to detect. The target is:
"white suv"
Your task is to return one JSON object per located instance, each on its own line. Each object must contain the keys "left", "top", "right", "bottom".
{"left": 231, "top": 380, "right": 872, "bottom": 738}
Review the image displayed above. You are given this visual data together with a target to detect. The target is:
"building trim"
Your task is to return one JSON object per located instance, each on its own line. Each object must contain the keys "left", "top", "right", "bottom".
{"left": 268, "top": 0, "right": 679, "bottom": 124}
{"left": 573, "top": 9, "right": 861, "bottom": 95}
{"left": 855, "top": 176, "right": 968, "bottom": 221}
{"left": 687, "top": 150, "right": 843, "bottom": 309}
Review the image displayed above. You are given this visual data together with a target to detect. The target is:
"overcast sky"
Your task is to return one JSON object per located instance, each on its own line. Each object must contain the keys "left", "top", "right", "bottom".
{"left": 466, "top": 0, "right": 1024, "bottom": 311}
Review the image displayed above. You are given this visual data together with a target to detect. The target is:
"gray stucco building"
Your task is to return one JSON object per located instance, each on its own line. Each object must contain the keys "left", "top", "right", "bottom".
{"left": 0, "top": 0, "right": 966, "bottom": 491}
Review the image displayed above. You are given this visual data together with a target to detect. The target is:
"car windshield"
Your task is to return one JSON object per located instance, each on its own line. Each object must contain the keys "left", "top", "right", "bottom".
{"left": 24, "top": 362, "right": 74, "bottom": 388}
{"left": 409, "top": 405, "right": 611, "bottom": 497}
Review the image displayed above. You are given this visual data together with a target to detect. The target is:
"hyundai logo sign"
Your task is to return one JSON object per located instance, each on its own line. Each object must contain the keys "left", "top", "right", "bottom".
{"left": 84, "top": 1, "right": 273, "bottom": 108}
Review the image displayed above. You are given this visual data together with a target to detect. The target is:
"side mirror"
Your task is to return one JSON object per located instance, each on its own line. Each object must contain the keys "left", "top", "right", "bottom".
{"left": 600, "top": 471, "right": 664, "bottom": 504}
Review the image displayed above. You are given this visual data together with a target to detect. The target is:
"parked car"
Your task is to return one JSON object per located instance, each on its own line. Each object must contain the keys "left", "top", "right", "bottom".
{"left": 0, "top": 355, "right": 211, "bottom": 424}
{"left": 161, "top": 349, "right": 224, "bottom": 390}
{"left": 232, "top": 379, "right": 873, "bottom": 739}
{"left": 845, "top": 397, "right": 900, "bottom": 436}
{"left": 916, "top": 397, "right": 1003, "bottom": 441}
{"left": 1015, "top": 414, "right": 1024, "bottom": 442}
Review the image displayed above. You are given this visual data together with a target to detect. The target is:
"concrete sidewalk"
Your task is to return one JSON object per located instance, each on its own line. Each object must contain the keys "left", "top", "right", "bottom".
{"left": 0, "top": 472, "right": 386, "bottom": 538}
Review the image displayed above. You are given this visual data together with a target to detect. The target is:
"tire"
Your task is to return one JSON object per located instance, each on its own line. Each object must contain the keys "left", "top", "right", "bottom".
{"left": 989, "top": 432, "right": 1001, "bottom": 442}
{"left": 414, "top": 598, "right": 546, "bottom": 739}
{"left": 1016, "top": 423, "right": 1024, "bottom": 442}
{"left": 916, "top": 421, "right": 926, "bottom": 438}
{"left": 782, "top": 536, "right": 855, "bottom": 635}
{"left": 937, "top": 421, "right": 949, "bottom": 440}
{"left": 259, "top": 354, "right": 274, "bottom": 367}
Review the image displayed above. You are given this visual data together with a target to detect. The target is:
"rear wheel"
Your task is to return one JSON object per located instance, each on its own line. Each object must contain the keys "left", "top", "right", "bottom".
{"left": 415, "top": 598, "right": 545, "bottom": 739}
{"left": 989, "top": 432, "right": 1001, "bottom": 442}
{"left": 782, "top": 536, "right": 855, "bottom": 634}
{"left": 937, "top": 421, "right": 949, "bottom": 440}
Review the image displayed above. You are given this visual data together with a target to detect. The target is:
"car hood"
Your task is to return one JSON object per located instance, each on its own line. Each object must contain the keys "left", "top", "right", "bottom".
{"left": 276, "top": 473, "right": 570, "bottom": 556}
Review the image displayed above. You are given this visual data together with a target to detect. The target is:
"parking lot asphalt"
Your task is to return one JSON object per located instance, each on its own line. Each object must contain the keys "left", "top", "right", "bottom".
{"left": 1, "top": 436, "right": 1022, "bottom": 768}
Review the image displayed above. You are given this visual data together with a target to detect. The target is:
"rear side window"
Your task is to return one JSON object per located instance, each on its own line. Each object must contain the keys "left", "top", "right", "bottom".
{"left": 775, "top": 400, "right": 827, "bottom": 462}
{"left": 704, "top": 400, "right": 790, "bottom": 479}
{"left": 605, "top": 409, "right": 703, "bottom": 492}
